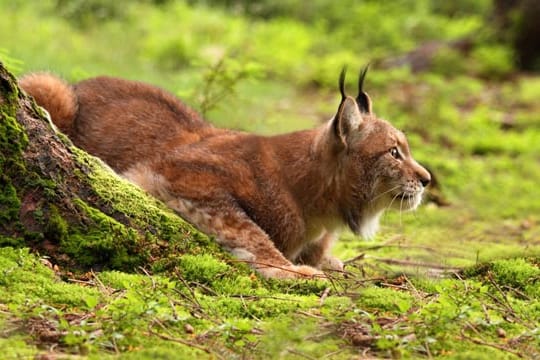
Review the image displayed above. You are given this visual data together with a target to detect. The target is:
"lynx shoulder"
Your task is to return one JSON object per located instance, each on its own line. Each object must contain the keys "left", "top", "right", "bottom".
{"left": 20, "top": 67, "right": 430, "bottom": 279}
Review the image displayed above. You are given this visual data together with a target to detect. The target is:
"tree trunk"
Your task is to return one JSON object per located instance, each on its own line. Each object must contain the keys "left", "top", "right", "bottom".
{"left": 493, "top": 0, "right": 540, "bottom": 71}
{"left": 0, "top": 62, "right": 220, "bottom": 272}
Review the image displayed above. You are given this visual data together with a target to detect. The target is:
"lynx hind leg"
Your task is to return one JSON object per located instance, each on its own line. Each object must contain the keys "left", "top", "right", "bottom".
{"left": 166, "top": 197, "right": 325, "bottom": 280}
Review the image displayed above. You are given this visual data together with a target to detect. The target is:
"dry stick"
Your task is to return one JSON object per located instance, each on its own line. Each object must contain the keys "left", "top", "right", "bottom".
{"left": 343, "top": 253, "right": 366, "bottom": 265}
{"left": 483, "top": 293, "right": 533, "bottom": 330}
{"left": 228, "top": 294, "right": 301, "bottom": 302}
{"left": 403, "top": 274, "right": 424, "bottom": 299}
{"left": 424, "top": 339, "right": 433, "bottom": 359}
{"left": 460, "top": 330, "right": 524, "bottom": 358}
{"left": 239, "top": 294, "right": 262, "bottom": 322}
{"left": 176, "top": 273, "right": 203, "bottom": 309}
{"left": 172, "top": 275, "right": 220, "bottom": 324}
{"left": 502, "top": 285, "right": 531, "bottom": 301}
{"left": 148, "top": 320, "right": 220, "bottom": 359}
{"left": 324, "top": 271, "right": 345, "bottom": 294}
{"left": 286, "top": 348, "right": 318, "bottom": 360}
{"left": 67, "top": 278, "right": 94, "bottom": 285}
{"left": 189, "top": 280, "right": 219, "bottom": 297}
{"left": 296, "top": 310, "right": 324, "bottom": 319}
{"left": 486, "top": 272, "right": 515, "bottom": 314}
{"left": 321, "top": 347, "right": 349, "bottom": 359}
{"left": 481, "top": 303, "right": 491, "bottom": 325}
{"left": 380, "top": 282, "right": 409, "bottom": 290}
{"left": 90, "top": 269, "right": 111, "bottom": 295}
{"left": 147, "top": 329, "right": 219, "bottom": 358}
{"left": 453, "top": 271, "right": 470, "bottom": 292}
{"left": 319, "top": 287, "right": 331, "bottom": 306}
{"left": 138, "top": 266, "right": 156, "bottom": 290}
{"left": 368, "top": 256, "right": 461, "bottom": 271}
{"left": 361, "top": 243, "right": 439, "bottom": 253}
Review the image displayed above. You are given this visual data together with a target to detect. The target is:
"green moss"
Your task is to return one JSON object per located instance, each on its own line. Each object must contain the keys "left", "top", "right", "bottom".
{"left": 0, "top": 110, "right": 28, "bottom": 246}
{"left": 357, "top": 286, "right": 415, "bottom": 313}
{"left": 200, "top": 294, "right": 319, "bottom": 319}
{"left": 463, "top": 257, "right": 540, "bottom": 296}
{"left": 212, "top": 274, "right": 266, "bottom": 295}
{"left": 0, "top": 234, "right": 24, "bottom": 247}
{"left": 97, "top": 270, "right": 148, "bottom": 289}
{"left": 0, "top": 338, "right": 38, "bottom": 359}
{"left": 178, "top": 254, "right": 230, "bottom": 283}
{"left": 0, "top": 247, "right": 101, "bottom": 307}
{"left": 60, "top": 198, "right": 141, "bottom": 269}
{"left": 491, "top": 258, "right": 540, "bottom": 295}
{"left": 45, "top": 204, "right": 69, "bottom": 243}
{"left": 114, "top": 345, "right": 212, "bottom": 360}
{"left": 0, "top": 183, "right": 21, "bottom": 228}
{"left": 0, "top": 113, "right": 28, "bottom": 159}
{"left": 0, "top": 67, "right": 20, "bottom": 114}
{"left": 258, "top": 316, "right": 350, "bottom": 359}
{"left": 443, "top": 349, "right": 517, "bottom": 360}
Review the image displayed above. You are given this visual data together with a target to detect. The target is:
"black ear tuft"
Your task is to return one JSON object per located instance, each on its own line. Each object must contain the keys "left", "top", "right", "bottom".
{"left": 356, "top": 64, "right": 372, "bottom": 113}
{"left": 358, "top": 65, "right": 369, "bottom": 94}
{"left": 339, "top": 66, "right": 347, "bottom": 101}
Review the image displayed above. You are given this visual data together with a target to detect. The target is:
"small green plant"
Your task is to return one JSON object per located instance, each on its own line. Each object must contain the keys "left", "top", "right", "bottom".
{"left": 190, "top": 57, "right": 263, "bottom": 117}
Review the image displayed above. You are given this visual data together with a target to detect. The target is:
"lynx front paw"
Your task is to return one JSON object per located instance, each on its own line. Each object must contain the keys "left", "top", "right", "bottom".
{"left": 258, "top": 264, "right": 326, "bottom": 280}
{"left": 320, "top": 255, "right": 344, "bottom": 272}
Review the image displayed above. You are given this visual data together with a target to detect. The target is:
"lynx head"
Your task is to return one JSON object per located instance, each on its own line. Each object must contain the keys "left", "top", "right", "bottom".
{"left": 329, "top": 66, "right": 430, "bottom": 238}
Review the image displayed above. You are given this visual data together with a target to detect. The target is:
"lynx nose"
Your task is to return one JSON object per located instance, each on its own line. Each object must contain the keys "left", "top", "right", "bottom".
{"left": 413, "top": 162, "right": 431, "bottom": 188}
{"left": 418, "top": 171, "right": 431, "bottom": 187}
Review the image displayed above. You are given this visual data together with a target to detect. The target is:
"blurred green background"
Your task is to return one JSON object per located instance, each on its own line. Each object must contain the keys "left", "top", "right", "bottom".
{"left": 2, "top": 0, "right": 539, "bottom": 267}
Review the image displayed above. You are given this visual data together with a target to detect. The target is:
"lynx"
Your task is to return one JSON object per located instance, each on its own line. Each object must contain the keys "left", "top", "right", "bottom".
{"left": 20, "top": 67, "right": 430, "bottom": 279}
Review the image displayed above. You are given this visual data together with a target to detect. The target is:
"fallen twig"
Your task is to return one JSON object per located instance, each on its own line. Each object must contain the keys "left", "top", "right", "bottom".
{"left": 343, "top": 253, "right": 366, "bottom": 265}
{"left": 147, "top": 320, "right": 222, "bottom": 359}
{"left": 368, "top": 256, "right": 461, "bottom": 271}
{"left": 319, "top": 287, "right": 331, "bottom": 306}
{"left": 286, "top": 348, "right": 318, "bottom": 360}
{"left": 460, "top": 329, "right": 524, "bottom": 358}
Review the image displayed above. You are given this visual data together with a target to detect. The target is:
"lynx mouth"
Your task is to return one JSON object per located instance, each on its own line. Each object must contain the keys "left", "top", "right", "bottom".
{"left": 391, "top": 191, "right": 423, "bottom": 211}
{"left": 397, "top": 193, "right": 414, "bottom": 199}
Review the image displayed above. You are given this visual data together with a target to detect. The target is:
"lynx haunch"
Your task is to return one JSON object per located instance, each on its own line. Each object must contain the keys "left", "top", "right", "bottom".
{"left": 20, "top": 67, "right": 430, "bottom": 279}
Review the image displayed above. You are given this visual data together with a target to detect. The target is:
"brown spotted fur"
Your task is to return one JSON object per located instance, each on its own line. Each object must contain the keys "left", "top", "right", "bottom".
{"left": 20, "top": 70, "right": 430, "bottom": 279}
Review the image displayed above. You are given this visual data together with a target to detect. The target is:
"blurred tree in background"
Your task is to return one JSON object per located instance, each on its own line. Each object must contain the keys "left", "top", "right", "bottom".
{"left": 493, "top": 0, "right": 540, "bottom": 71}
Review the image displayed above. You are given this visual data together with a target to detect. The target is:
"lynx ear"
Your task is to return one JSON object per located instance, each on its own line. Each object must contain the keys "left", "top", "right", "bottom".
{"left": 356, "top": 65, "right": 372, "bottom": 114}
{"left": 333, "top": 97, "right": 364, "bottom": 148}
{"left": 333, "top": 68, "right": 364, "bottom": 148}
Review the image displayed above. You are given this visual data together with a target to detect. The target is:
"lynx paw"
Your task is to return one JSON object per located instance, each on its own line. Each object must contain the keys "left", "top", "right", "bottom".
{"left": 258, "top": 264, "right": 326, "bottom": 280}
{"left": 320, "top": 255, "right": 344, "bottom": 272}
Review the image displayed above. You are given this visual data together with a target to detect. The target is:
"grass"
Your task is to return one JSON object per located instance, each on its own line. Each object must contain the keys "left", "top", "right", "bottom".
{"left": 1, "top": 0, "right": 540, "bottom": 358}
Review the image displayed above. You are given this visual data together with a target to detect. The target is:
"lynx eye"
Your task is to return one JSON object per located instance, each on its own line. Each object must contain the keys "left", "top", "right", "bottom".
{"left": 390, "top": 147, "right": 400, "bottom": 159}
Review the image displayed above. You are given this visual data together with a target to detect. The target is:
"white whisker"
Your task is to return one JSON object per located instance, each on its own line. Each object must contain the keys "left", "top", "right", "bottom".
{"left": 369, "top": 185, "right": 401, "bottom": 204}
{"left": 399, "top": 195, "right": 404, "bottom": 226}
{"left": 385, "top": 192, "right": 401, "bottom": 214}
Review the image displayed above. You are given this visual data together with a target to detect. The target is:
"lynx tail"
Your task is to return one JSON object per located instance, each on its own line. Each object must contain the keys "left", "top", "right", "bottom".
{"left": 19, "top": 73, "right": 78, "bottom": 136}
